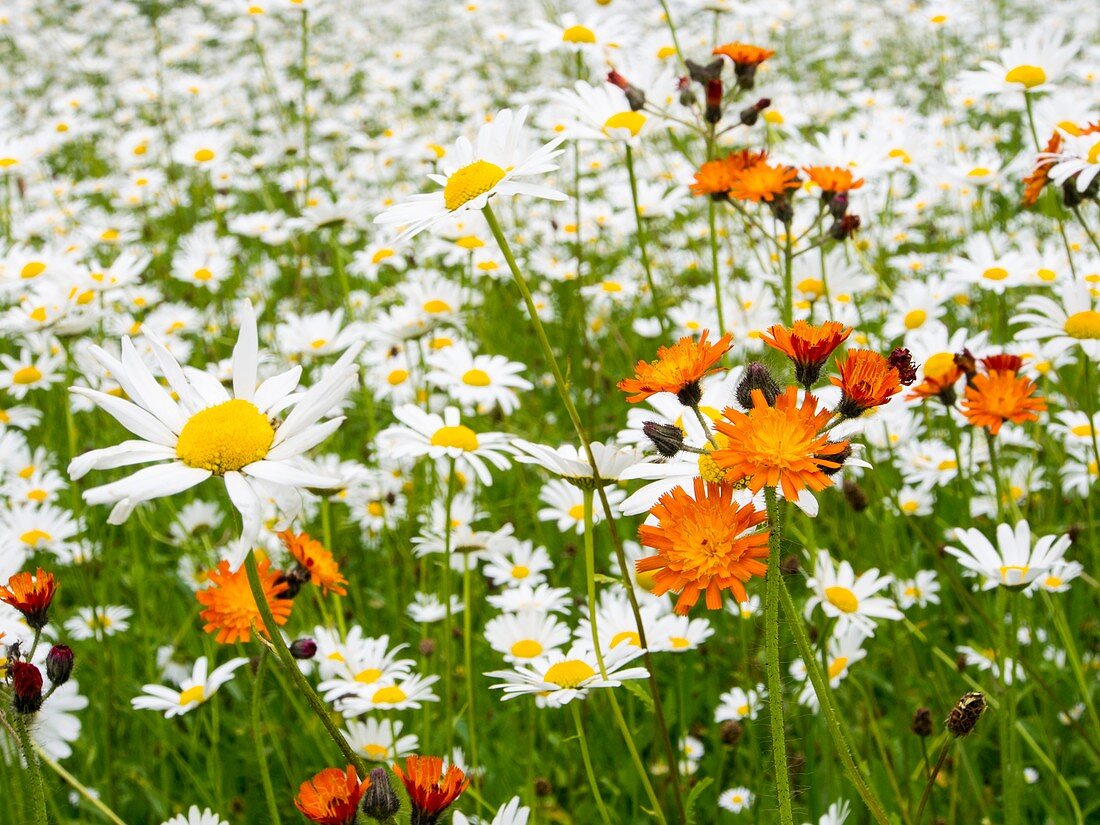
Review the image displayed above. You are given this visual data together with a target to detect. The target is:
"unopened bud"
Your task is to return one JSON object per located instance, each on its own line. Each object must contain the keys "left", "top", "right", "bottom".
{"left": 705, "top": 79, "right": 723, "bottom": 124}
{"left": 607, "top": 70, "right": 646, "bottom": 111}
{"left": 290, "top": 638, "right": 317, "bottom": 660}
{"left": 685, "top": 58, "right": 723, "bottom": 85}
{"left": 739, "top": 97, "right": 770, "bottom": 126}
{"left": 361, "top": 767, "right": 401, "bottom": 821}
{"left": 46, "top": 644, "right": 74, "bottom": 686}
{"left": 911, "top": 707, "right": 933, "bottom": 737}
{"left": 829, "top": 214, "right": 861, "bottom": 240}
{"left": 842, "top": 479, "right": 869, "bottom": 512}
{"left": 677, "top": 76, "right": 696, "bottom": 107}
{"left": 736, "top": 362, "right": 780, "bottom": 409}
{"left": 11, "top": 661, "right": 43, "bottom": 714}
{"left": 643, "top": 421, "right": 685, "bottom": 457}
{"left": 719, "top": 719, "right": 743, "bottom": 746}
{"left": 827, "top": 192, "right": 849, "bottom": 219}
{"left": 418, "top": 638, "right": 436, "bottom": 657}
{"left": 534, "top": 777, "right": 553, "bottom": 797}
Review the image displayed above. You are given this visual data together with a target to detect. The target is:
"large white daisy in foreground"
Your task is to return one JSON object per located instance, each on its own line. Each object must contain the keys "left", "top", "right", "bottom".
{"left": 374, "top": 106, "right": 567, "bottom": 241}
{"left": 68, "top": 301, "right": 361, "bottom": 547}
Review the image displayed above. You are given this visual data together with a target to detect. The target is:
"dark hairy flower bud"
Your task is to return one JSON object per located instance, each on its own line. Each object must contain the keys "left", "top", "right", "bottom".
{"left": 534, "top": 777, "right": 553, "bottom": 797}
{"left": 946, "top": 691, "right": 986, "bottom": 737}
{"left": 11, "top": 661, "right": 44, "bottom": 714}
{"left": 607, "top": 70, "right": 646, "bottom": 111}
{"left": 361, "top": 767, "right": 401, "bottom": 821}
{"left": 719, "top": 719, "right": 743, "bottom": 746}
{"left": 677, "top": 76, "right": 696, "bottom": 107}
{"left": 829, "top": 214, "right": 861, "bottom": 240}
{"left": 675, "top": 380, "right": 703, "bottom": 408}
{"left": 418, "top": 638, "right": 436, "bottom": 657}
{"left": 827, "top": 191, "right": 849, "bottom": 219}
{"left": 643, "top": 421, "right": 685, "bottom": 458}
{"left": 889, "top": 347, "right": 918, "bottom": 386}
{"left": 46, "top": 644, "right": 74, "bottom": 686}
{"left": 705, "top": 79, "right": 723, "bottom": 124}
{"left": 842, "top": 479, "right": 869, "bottom": 512}
{"left": 953, "top": 348, "right": 977, "bottom": 384}
{"left": 739, "top": 97, "right": 771, "bottom": 126}
{"left": 911, "top": 707, "right": 933, "bottom": 737}
{"left": 290, "top": 638, "right": 317, "bottom": 660}
{"left": 686, "top": 58, "right": 724, "bottom": 85}
{"left": 780, "top": 554, "right": 800, "bottom": 576}
{"left": 736, "top": 362, "right": 780, "bottom": 409}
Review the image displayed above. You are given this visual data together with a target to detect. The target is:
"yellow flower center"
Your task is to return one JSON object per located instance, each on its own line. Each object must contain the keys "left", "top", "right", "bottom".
{"left": 386, "top": 369, "right": 409, "bottom": 386}
{"left": 443, "top": 160, "right": 506, "bottom": 210}
{"left": 601, "top": 280, "right": 623, "bottom": 292}
{"left": 20, "top": 529, "right": 51, "bottom": 547}
{"left": 763, "top": 110, "right": 784, "bottom": 124}
{"left": 697, "top": 452, "right": 729, "bottom": 484}
{"left": 562, "top": 24, "right": 596, "bottom": 43}
{"left": 1044, "top": 576, "right": 1063, "bottom": 589}
{"left": 669, "top": 636, "right": 690, "bottom": 649}
{"left": 736, "top": 703, "right": 750, "bottom": 715}
{"left": 567, "top": 503, "right": 585, "bottom": 521}
{"left": 797, "top": 277, "right": 824, "bottom": 298}
{"left": 903, "top": 309, "right": 927, "bottom": 330}
{"left": 371, "top": 686, "right": 407, "bottom": 704}
{"left": 610, "top": 631, "right": 641, "bottom": 648}
{"left": 423, "top": 299, "right": 451, "bottom": 314}
{"left": 20, "top": 261, "right": 46, "bottom": 279}
{"left": 461, "top": 368, "right": 491, "bottom": 386}
{"left": 175, "top": 399, "right": 275, "bottom": 474}
{"left": 193, "top": 267, "right": 213, "bottom": 282}
{"left": 982, "top": 267, "right": 1008, "bottom": 281}
{"left": 828, "top": 656, "right": 849, "bottom": 680}
{"left": 510, "top": 639, "right": 543, "bottom": 658}
{"left": 544, "top": 659, "right": 596, "bottom": 689}
{"left": 354, "top": 668, "right": 383, "bottom": 684}
{"left": 937, "top": 459, "right": 958, "bottom": 471}
{"left": 824, "top": 586, "right": 859, "bottom": 613}
{"left": 900, "top": 500, "right": 920, "bottom": 513}
{"left": 178, "top": 685, "right": 205, "bottom": 706}
{"left": 367, "top": 501, "right": 385, "bottom": 517}
{"left": 1004, "top": 65, "right": 1046, "bottom": 88}
{"left": 27, "top": 489, "right": 48, "bottom": 503}
{"left": 999, "top": 565, "right": 1029, "bottom": 584}
{"left": 1064, "top": 310, "right": 1100, "bottom": 339}
{"left": 430, "top": 425, "right": 479, "bottom": 451}
{"left": 511, "top": 565, "right": 530, "bottom": 579}
{"left": 967, "top": 167, "right": 992, "bottom": 178}
{"left": 12, "top": 366, "right": 42, "bottom": 385}
{"left": 603, "top": 111, "right": 647, "bottom": 137}
{"left": 923, "top": 352, "right": 955, "bottom": 380}
{"left": 455, "top": 235, "right": 484, "bottom": 250}
{"left": 193, "top": 148, "right": 215, "bottom": 162}
{"left": 1070, "top": 423, "right": 1094, "bottom": 437}
{"left": 371, "top": 248, "right": 394, "bottom": 263}
{"left": 1087, "top": 141, "right": 1100, "bottom": 165}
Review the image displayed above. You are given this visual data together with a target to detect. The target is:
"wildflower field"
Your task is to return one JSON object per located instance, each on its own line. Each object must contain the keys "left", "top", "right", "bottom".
{"left": 2, "top": 1, "right": 1099, "bottom": 824}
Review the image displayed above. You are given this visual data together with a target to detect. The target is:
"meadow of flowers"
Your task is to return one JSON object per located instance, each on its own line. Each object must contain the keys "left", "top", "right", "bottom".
{"left": 0, "top": 1, "right": 1098, "bottom": 823}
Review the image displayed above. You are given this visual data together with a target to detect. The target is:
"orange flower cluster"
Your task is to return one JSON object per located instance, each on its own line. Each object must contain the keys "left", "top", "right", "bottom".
{"left": 729, "top": 161, "right": 801, "bottom": 203}
{"left": 712, "top": 42, "right": 775, "bottom": 68}
{"left": 762, "top": 320, "right": 851, "bottom": 387}
{"left": 962, "top": 355, "right": 1047, "bottom": 435}
{"left": 691, "top": 150, "right": 770, "bottom": 197}
{"left": 279, "top": 530, "right": 348, "bottom": 596}
{"left": 831, "top": 349, "right": 907, "bottom": 418}
{"left": 617, "top": 329, "right": 732, "bottom": 404}
{"left": 294, "top": 765, "right": 370, "bottom": 825}
{"left": 393, "top": 755, "right": 469, "bottom": 825}
{"left": 804, "top": 165, "right": 864, "bottom": 195}
{"left": 196, "top": 556, "right": 291, "bottom": 645}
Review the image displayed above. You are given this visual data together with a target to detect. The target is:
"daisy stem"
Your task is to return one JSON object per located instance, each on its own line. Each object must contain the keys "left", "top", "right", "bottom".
{"left": 1002, "top": 590, "right": 1022, "bottom": 825}
{"left": 462, "top": 549, "right": 482, "bottom": 808}
{"left": 1070, "top": 205, "right": 1100, "bottom": 259}
{"left": 984, "top": 429, "right": 1007, "bottom": 522}
{"left": 1045, "top": 592, "right": 1100, "bottom": 741}
{"left": 35, "top": 744, "right": 128, "bottom": 825}
{"left": 242, "top": 548, "right": 367, "bottom": 775}
{"left": 690, "top": 403, "right": 719, "bottom": 449}
{"left": 782, "top": 225, "right": 794, "bottom": 326}
{"left": 775, "top": 566, "right": 892, "bottom": 825}
{"left": 914, "top": 735, "right": 952, "bottom": 824}
{"left": 571, "top": 702, "right": 613, "bottom": 825}
{"left": 1080, "top": 339, "right": 1100, "bottom": 480}
{"left": 485, "top": 202, "right": 684, "bottom": 824}
{"left": 624, "top": 145, "right": 668, "bottom": 333}
{"left": 442, "top": 457, "right": 457, "bottom": 758}
{"left": 298, "top": 8, "right": 311, "bottom": 205}
{"left": 708, "top": 198, "right": 727, "bottom": 336}
{"left": 762, "top": 488, "right": 795, "bottom": 825}
{"left": 251, "top": 651, "right": 283, "bottom": 825}
{"left": 15, "top": 713, "right": 48, "bottom": 825}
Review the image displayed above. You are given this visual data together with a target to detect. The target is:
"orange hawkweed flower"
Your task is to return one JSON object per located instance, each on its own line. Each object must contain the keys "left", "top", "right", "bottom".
{"left": 713, "top": 387, "right": 849, "bottom": 501}
{"left": 393, "top": 755, "right": 469, "bottom": 825}
{"left": 279, "top": 530, "right": 348, "bottom": 596}
{"left": 294, "top": 765, "right": 370, "bottom": 825}
{"left": 0, "top": 568, "right": 57, "bottom": 630}
{"left": 761, "top": 320, "right": 851, "bottom": 387}
{"left": 637, "top": 478, "right": 769, "bottom": 614}
{"left": 1022, "top": 131, "right": 1062, "bottom": 207}
{"left": 690, "top": 150, "right": 770, "bottom": 197}
{"left": 728, "top": 162, "right": 800, "bottom": 203}
{"left": 804, "top": 166, "right": 864, "bottom": 195}
{"left": 196, "top": 557, "right": 291, "bottom": 645}
{"left": 618, "top": 329, "right": 733, "bottom": 405}
{"left": 831, "top": 349, "right": 903, "bottom": 417}
{"left": 963, "top": 370, "right": 1047, "bottom": 435}
{"left": 712, "top": 42, "right": 775, "bottom": 67}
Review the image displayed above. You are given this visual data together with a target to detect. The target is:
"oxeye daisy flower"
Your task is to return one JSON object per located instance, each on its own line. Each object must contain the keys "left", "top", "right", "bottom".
{"left": 1013, "top": 283, "right": 1100, "bottom": 359}
{"left": 554, "top": 80, "right": 651, "bottom": 143}
{"left": 895, "top": 570, "right": 941, "bottom": 609}
{"left": 68, "top": 301, "right": 362, "bottom": 548}
{"left": 1041, "top": 127, "right": 1100, "bottom": 193}
{"left": 536, "top": 479, "right": 625, "bottom": 534}
{"left": 713, "top": 387, "right": 849, "bottom": 504}
{"left": 962, "top": 369, "right": 1046, "bottom": 435}
{"left": 378, "top": 405, "right": 512, "bottom": 486}
{"left": 425, "top": 343, "right": 533, "bottom": 415}
{"left": 482, "top": 541, "right": 553, "bottom": 587}
{"left": 617, "top": 330, "right": 733, "bottom": 405}
{"left": 486, "top": 643, "right": 648, "bottom": 707}
{"left": 715, "top": 683, "right": 766, "bottom": 722}
{"left": 454, "top": 796, "right": 530, "bottom": 825}
{"left": 511, "top": 439, "right": 645, "bottom": 487}
{"left": 718, "top": 786, "right": 755, "bottom": 813}
{"left": 63, "top": 605, "right": 133, "bottom": 640}
{"left": 294, "top": 765, "right": 370, "bottom": 825}
{"left": 957, "top": 31, "right": 1078, "bottom": 98}
{"left": 946, "top": 521, "right": 1071, "bottom": 591}
{"left": 762, "top": 320, "right": 852, "bottom": 387}
{"left": 636, "top": 478, "right": 769, "bottom": 614}
{"left": 802, "top": 550, "right": 902, "bottom": 636}
{"left": 374, "top": 106, "right": 566, "bottom": 241}
{"left": 484, "top": 610, "right": 572, "bottom": 663}
{"left": 336, "top": 673, "right": 441, "bottom": 715}
{"left": 131, "top": 656, "right": 248, "bottom": 718}
{"left": 342, "top": 718, "right": 419, "bottom": 762}
{"left": 196, "top": 557, "right": 291, "bottom": 645}
{"left": 392, "top": 755, "right": 469, "bottom": 825}
{"left": 159, "top": 807, "right": 229, "bottom": 825}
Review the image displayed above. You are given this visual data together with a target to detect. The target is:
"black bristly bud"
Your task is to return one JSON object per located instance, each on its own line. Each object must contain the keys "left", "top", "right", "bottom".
{"left": 736, "top": 362, "right": 780, "bottom": 409}
{"left": 642, "top": 421, "right": 685, "bottom": 457}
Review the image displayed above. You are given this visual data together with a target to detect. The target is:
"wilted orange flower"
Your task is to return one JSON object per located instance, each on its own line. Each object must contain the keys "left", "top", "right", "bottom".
{"left": 804, "top": 166, "right": 865, "bottom": 194}
{"left": 691, "top": 150, "right": 769, "bottom": 197}
{"left": 831, "top": 349, "right": 903, "bottom": 417}
{"left": 618, "top": 330, "right": 733, "bottom": 404}
{"left": 294, "top": 765, "right": 370, "bottom": 825}
{"left": 637, "top": 478, "right": 769, "bottom": 614}
{"left": 713, "top": 42, "right": 775, "bottom": 67}
{"left": 279, "top": 530, "right": 348, "bottom": 596}
{"left": 713, "top": 387, "right": 849, "bottom": 501}
{"left": 393, "top": 756, "right": 469, "bottom": 824}
{"left": 196, "top": 557, "right": 291, "bottom": 645}
{"left": 728, "top": 162, "right": 800, "bottom": 203}
{"left": 963, "top": 370, "right": 1047, "bottom": 435}
{"left": 761, "top": 320, "right": 852, "bottom": 386}
{"left": 0, "top": 568, "right": 57, "bottom": 630}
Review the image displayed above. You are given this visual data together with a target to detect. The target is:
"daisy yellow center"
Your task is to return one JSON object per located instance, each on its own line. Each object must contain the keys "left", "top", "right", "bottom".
{"left": 1044, "top": 575, "right": 1063, "bottom": 588}
{"left": 371, "top": 248, "right": 394, "bottom": 263}
{"left": 1064, "top": 310, "right": 1100, "bottom": 339}
{"left": 28, "top": 489, "right": 48, "bottom": 503}
{"left": 387, "top": 369, "right": 409, "bottom": 386}
{"left": 21, "top": 261, "right": 46, "bottom": 279}
{"left": 364, "top": 743, "right": 389, "bottom": 759}
{"left": 1004, "top": 65, "right": 1046, "bottom": 88}
{"left": 511, "top": 564, "right": 530, "bottom": 579}
{"left": 443, "top": 160, "right": 506, "bottom": 210}
{"left": 430, "top": 424, "right": 479, "bottom": 451}
{"left": 176, "top": 399, "right": 275, "bottom": 474}
{"left": 824, "top": 586, "right": 859, "bottom": 613}
{"left": 670, "top": 636, "right": 690, "bottom": 649}
{"left": 903, "top": 309, "right": 927, "bottom": 330}
{"left": 567, "top": 503, "right": 585, "bottom": 520}
{"left": 423, "top": 299, "right": 451, "bottom": 313}
{"left": 367, "top": 501, "right": 385, "bottom": 516}
{"left": 1070, "top": 423, "right": 1093, "bottom": 437}
{"left": 697, "top": 452, "right": 728, "bottom": 483}
{"left": 924, "top": 352, "right": 955, "bottom": 380}
{"left": 355, "top": 668, "right": 384, "bottom": 684}
{"left": 828, "top": 656, "right": 849, "bottom": 680}
{"left": 544, "top": 659, "right": 595, "bottom": 689}
{"left": 462, "top": 368, "right": 491, "bottom": 386}
{"left": 982, "top": 267, "right": 1008, "bottom": 281}
{"left": 178, "top": 685, "right": 205, "bottom": 706}
{"left": 194, "top": 148, "right": 215, "bottom": 162}
{"left": 455, "top": 235, "right": 484, "bottom": 249}
{"left": 194, "top": 267, "right": 213, "bottom": 281}
{"left": 901, "top": 500, "right": 920, "bottom": 513}
{"left": 372, "top": 685, "right": 407, "bottom": 704}
{"left": 937, "top": 459, "right": 957, "bottom": 471}
{"left": 798, "top": 277, "right": 824, "bottom": 298}
{"left": 1087, "top": 141, "right": 1100, "bottom": 165}
{"left": 20, "top": 529, "right": 51, "bottom": 547}
{"left": 562, "top": 24, "right": 596, "bottom": 43}
{"left": 967, "top": 167, "right": 992, "bottom": 178}
{"left": 611, "top": 631, "right": 641, "bottom": 648}
{"left": 603, "top": 111, "right": 647, "bottom": 137}
{"left": 12, "top": 366, "right": 42, "bottom": 385}
{"left": 999, "top": 565, "right": 1029, "bottom": 583}
{"left": 510, "top": 639, "right": 543, "bottom": 658}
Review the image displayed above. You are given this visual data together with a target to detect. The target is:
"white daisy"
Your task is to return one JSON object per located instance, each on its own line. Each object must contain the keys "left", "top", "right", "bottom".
{"left": 131, "top": 656, "right": 249, "bottom": 718}
{"left": 946, "top": 521, "right": 1071, "bottom": 590}
{"left": 803, "top": 550, "right": 902, "bottom": 636}
{"left": 378, "top": 405, "right": 512, "bottom": 486}
{"left": 160, "top": 806, "right": 229, "bottom": 825}
{"left": 486, "top": 643, "right": 648, "bottom": 707}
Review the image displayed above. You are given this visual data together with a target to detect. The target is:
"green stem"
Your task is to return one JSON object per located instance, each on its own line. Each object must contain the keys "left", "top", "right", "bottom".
{"left": 914, "top": 736, "right": 952, "bottom": 824}
{"left": 763, "top": 488, "right": 794, "bottom": 825}
{"left": 252, "top": 653, "right": 283, "bottom": 825}
{"left": 17, "top": 715, "right": 48, "bottom": 825}
{"left": 624, "top": 145, "right": 667, "bottom": 332}
{"left": 571, "top": 702, "right": 613, "bottom": 825}
{"left": 462, "top": 549, "right": 481, "bottom": 804}
{"left": 242, "top": 549, "right": 366, "bottom": 773}
{"left": 442, "top": 458, "right": 457, "bottom": 757}
{"left": 1003, "top": 591, "right": 1021, "bottom": 825}
{"left": 35, "top": 746, "right": 127, "bottom": 825}
{"left": 707, "top": 197, "right": 726, "bottom": 335}
{"left": 1079, "top": 357, "right": 1100, "bottom": 477}
{"left": 782, "top": 226, "right": 794, "bottom": 326}
{"left": 1046, "top": 593, "right": 1100, "bottom": 740}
